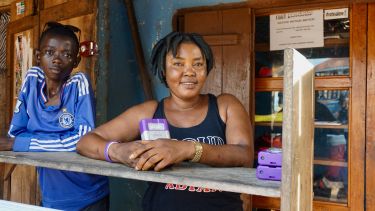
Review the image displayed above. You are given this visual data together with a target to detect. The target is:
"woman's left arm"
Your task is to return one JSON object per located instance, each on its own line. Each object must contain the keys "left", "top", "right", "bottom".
{"left": 198, "top": 94, "right": 253, "bottom": 167}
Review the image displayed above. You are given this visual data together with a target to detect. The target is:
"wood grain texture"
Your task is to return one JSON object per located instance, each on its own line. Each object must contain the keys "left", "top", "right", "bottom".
{"left": 124, "top": 0, "right": 153, "bottom": 100}
{"left": 367, "top": 3, "right": 375, "bottom": 211}
{"left": 350, "top": 3, "right": 366, "bottom": 210}
{"left": 42, "top": 0, "right": 68, "bottom": 9}
{"left": 255, "top": 77, "right": 351, "bottom": 91}
{"left": 9, "top": 165, "right": 37, "bottom": 204}
{"left": 0, "top": 0, "right": 13, "bottom": 7}
{"left": 5, "top": 15, "right": 39, "bottom": 204}
{"left": 253, "top": 195, "right": 351, "bottom": 210}
{"left": 0, "top": 151, "right": 280, "bottom": 197}
{"left": 281, "top": 49, "right": 314, "bottom": 211}
{"left": 39, "top": 0, "right": 93, "bottom": 22}
{"left": 222, "top": 8, "right": 251, "bottom": 112}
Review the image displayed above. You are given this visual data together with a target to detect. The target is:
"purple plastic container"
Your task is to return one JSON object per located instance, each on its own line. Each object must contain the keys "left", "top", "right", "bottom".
{"left": 258, "top": 148, "right": 282, "bottom": 167}
{"left": 256, "top": 165, "right": 282, "bottom": 181}
{"left": 139, "top": 119, "right": 170, "bottom": 140}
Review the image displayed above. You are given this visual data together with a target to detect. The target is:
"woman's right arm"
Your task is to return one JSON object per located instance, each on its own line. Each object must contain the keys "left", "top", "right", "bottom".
{"left": 76, "top": 101, "right": 158, "bottom": 165}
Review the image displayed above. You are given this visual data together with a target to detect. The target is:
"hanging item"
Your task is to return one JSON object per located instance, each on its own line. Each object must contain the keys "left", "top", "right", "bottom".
{"left": 0, "top": 12, "right": 10, "bottom": 73}
{"left": 80, "top": 41, "right": 98, "bottom": 57}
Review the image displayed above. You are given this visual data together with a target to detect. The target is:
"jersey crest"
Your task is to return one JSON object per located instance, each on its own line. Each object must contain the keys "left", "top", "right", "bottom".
{"left": 59, "top": 108, "right": 74, "bottom": 128}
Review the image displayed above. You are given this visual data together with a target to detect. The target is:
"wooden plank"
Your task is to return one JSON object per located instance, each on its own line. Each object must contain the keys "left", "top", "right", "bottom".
{"left": 0, "top": 73, "right": 8, "bottom": 136}
{"left": 0, "top": 0, "right": 13, "bottom": 7}
{"left": 39, "top": 0, "right": 93, "bottom": 22}
{"left": 222, "top": 8, "right": 251, "bottom": 112}
{"left": 253, "top": 195, "right": 350, "bottom": 210}
{"left": 9, "top": 164, "right": 37, "bottom": 204}
{"left": 0, "top": 151, "right": 281, "bottom": 197}
{"left": 124, "top": 0, "right": 153, "bottom": 100}
{"left": 315, "top": 77, "right": 351, "bottom": 89}
{"left": 366, "top": 3, "right": 375, "bottom": 210}
{"left": 42, "top": 0, "right": 68, "bottom": 9}
{"left": 0, "top": 163, "right": 4, "bottom": 199}
{"left": 255, "top": 77, "right": 351, "bottom": 91}
{"left": 350, "top": 2, "right": 366, "bottom": 210}
{"left": 281, "top": 48, "right": 314, "bottom": 211}
{"left": 5, "top": 15, "right": 39, "bottom": 205}
{"left": 202, "top": 34, "right": 239, "bottom": 46}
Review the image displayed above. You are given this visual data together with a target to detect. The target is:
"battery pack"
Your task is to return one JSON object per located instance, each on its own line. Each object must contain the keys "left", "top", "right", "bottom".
{"left": 258, "top": 148, "right": 282, "bottom": 167}
{"left": 139, "top": 119, "right": 170, "bottom": 140}
{"left": 256, "top": 165, "right": 282, "bottom": 181}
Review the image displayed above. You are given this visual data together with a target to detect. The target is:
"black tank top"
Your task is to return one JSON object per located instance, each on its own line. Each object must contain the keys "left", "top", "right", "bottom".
{"left": 142, "top": 94, "right": 242, "bottom": 211}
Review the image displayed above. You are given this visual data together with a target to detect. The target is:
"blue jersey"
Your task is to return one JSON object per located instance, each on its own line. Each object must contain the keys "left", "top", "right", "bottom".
{"left": 8, "top": 67, "right": 109, "bottom": 210}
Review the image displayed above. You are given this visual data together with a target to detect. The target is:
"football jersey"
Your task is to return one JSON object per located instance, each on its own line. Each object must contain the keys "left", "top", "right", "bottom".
{"left": 8, "top": 66, "right": 109, "bottom": 210}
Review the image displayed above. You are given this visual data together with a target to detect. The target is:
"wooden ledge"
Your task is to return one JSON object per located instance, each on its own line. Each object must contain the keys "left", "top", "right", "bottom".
{"left": 0, "top": 151, "right": 280, "bottom": 197}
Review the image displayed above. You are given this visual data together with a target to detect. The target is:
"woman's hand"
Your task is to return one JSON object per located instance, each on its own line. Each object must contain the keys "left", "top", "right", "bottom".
{"left": 130, "top": 139, "right": 194, "bottom": 172}
{"left": 109, "top": 141, "right": 147, "bottom": 168}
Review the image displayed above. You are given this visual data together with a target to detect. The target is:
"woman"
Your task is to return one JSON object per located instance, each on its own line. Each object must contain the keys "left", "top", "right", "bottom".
{"left": 77, "top": 31, "right": 253, "bottom": 210}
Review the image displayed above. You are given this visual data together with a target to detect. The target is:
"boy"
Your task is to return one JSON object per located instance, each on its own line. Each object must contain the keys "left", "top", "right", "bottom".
{"left": 1, "top": 22, "right": 109, "bottom": 210}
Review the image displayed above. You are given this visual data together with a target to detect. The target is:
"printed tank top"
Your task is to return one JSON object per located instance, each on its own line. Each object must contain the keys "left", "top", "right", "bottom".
{"left": 142, "top": 94, "right": 242, "bottom": 211}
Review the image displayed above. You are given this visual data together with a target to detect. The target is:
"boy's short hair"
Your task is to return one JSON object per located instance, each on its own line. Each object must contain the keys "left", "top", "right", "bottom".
{"left": 150, "top": 31, "right": 214, "bottom": 87}
{"left": 39, "top": 21, "right": 80, "bottom": 53}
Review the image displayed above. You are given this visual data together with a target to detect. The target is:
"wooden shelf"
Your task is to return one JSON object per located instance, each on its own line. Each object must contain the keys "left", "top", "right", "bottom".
{"left": 255, "top": 122, "right": 282, "bottom": 127}
{"left": 315, "top": 122, "right": 348, "bottom": 129}
{"left": 254, "top": 38, "right": 349, "bottom": 52}
{"left": 255, "top": 121, "right": 348, "bottom": 129}
{"left": 255, "top": 77, "right": 351, "bottom": 91}
{"left": 314, "top": 157, "right": 348, "bottom": 167}
{"left": 0, "top": 151, "right": 281, "bottom": 197}
{"left": 252, "top": 195, "right": 349, "bottom": 210}
{"left": 314, "top": 196, "right": 347, "bottom": 204}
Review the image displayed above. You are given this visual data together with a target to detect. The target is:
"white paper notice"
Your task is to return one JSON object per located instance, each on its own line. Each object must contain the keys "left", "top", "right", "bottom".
{"left": 324, "top": 8, "right": 348, "bottom": 20}
{"left": 270, "top": 10, "right": 324, "bottom": 51}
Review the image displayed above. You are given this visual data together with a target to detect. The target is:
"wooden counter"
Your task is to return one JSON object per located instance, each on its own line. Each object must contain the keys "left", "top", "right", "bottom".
{"left": 0, "top": 151, "right": 280, "bottom": 197}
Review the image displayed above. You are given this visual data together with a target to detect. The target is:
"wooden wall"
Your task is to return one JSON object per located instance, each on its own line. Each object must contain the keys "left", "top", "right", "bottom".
{"left": 0, "top": 0, "right": 13, "bottom": 7}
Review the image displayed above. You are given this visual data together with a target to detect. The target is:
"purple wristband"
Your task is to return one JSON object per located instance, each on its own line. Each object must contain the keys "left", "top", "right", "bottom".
{"left": 104, "top": 141, "right": 118, "bottom": 162}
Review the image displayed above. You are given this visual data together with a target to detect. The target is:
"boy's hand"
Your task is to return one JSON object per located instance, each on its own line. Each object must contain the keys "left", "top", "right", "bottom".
{"left": 0, "top": 137, "right": 14, "bottom": 151}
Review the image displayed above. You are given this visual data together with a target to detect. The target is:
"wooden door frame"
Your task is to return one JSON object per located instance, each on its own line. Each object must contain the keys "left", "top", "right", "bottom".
{"left": 366, "top": 3, "right": 375, "bottom": 209}
{"left": 5, "top": 14, "right": 40, "bottom": 204}
{"left": 0, "top": 5, "right": 11, "bottom": 200}
{"left": 6, "top": 15, "right": 39, "bottom": 125}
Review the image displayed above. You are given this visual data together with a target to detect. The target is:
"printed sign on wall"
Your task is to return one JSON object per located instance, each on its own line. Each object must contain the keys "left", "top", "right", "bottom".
{"left": 270, "top": 10, "right": 324, "bottom": 51}
{"left": 16, "top": 1, "right": 25, "bottom": 15}
{"left": 324, "top": 8, "right": 348, "bottom": 20}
